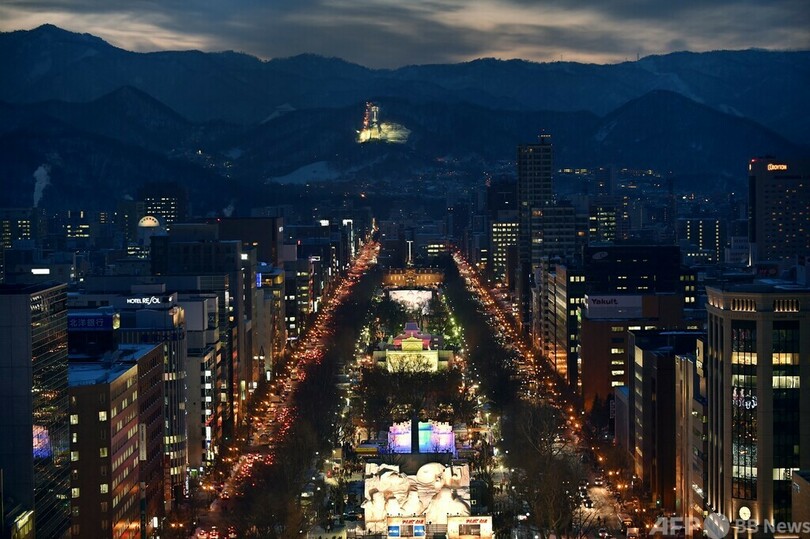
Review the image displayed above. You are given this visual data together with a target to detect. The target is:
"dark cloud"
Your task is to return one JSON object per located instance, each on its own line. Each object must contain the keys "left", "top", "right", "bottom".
{"left": 0, "top": 0, "right": 808, "bottom": 67}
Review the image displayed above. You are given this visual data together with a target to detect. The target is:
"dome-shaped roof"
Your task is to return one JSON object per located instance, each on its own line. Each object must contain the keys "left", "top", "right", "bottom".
{"left": 138, "top": 215, "right": 161, "bottom": 228}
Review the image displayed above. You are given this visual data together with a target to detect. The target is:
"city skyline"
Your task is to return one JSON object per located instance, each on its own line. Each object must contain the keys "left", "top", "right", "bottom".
{"left": 0, "top": 0, "right": 808, "bottom": 68}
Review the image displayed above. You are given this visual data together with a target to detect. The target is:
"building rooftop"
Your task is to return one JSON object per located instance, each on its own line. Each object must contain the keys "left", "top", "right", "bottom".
{"left": 708, "top": 278, "right": 810, "bottom": 294}
{"left": 69, "top": 359, "right": 134, "bottom": 387}
{"left": 69, "top": 343, "right": 158, "bottom": 386}
{"left": 0, "top": 282, "right": 63, "bottom": 295}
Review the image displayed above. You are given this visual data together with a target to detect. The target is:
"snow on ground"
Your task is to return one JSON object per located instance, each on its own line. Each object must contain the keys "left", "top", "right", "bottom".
{"left": 268, "top": 161, "right": 339, "bottom": 184}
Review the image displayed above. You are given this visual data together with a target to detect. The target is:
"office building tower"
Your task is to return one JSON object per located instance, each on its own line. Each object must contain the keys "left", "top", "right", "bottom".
{"left": 67, "top": 285, "right": 188, "bottom": 508}
{"left": 151, "top": 224, "right": 250, "bottom": 430}
{"left": 64, "top": 311, "right": 166, "bottom": 538}
{"left": 76, "top": 273, "right": 234, "bottom": 475}
{"left": 539, "top": 245, "right": 698, "bottom": 391}
{"left": 68, "top": 358, "right": 141, "bottom": 538}
{"left": 205, "top": 217, "right": 284, "bottom": 266}
{"left": 490, "top": 216, "right": 519, "bottom": 284}
{"left": 517, "top": 134, "right": 553, "bottom": 327}
{"left": 0, "top": 208, "right": 47, "bottom": 283}
{"left": 579, "top": 293, "right": 685, "bottom": 410}
{"left": 177, "top": 295, "right": 221, "bottom": 468}
{"left": 537, "top": 264, "right": 585, "bottom": 385}
{"left": 675, "top": 340, "right": 708, "bottom": 528}
{"left": 592, "top": 166, "right": 616, "bottom": 197}
{"left": 629, "top": 330, "right": 703, "bottom": 511}
{"left": 705, "top": 282, "right": 810, "bottom": 524}
{"left": 588, "top": 197, "right": 620, "bottom": 244}
{"left": 678, "top": 217, "right": 726, "bottom": 264}
{"left": 748, "top": 158, "right": 810, "bottom": 265}
{"left": 137, "top": 182, "right": 188, "bottom": 232}
{"left": 0, "top": 283, "right": 70, "bottom": 538}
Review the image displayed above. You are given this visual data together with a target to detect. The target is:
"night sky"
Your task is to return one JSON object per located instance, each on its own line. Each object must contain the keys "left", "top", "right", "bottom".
{"left": 1, "top": 0, "right": 808, "bottom": 67}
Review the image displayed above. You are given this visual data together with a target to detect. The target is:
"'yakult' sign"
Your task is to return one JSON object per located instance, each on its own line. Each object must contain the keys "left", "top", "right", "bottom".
{"left": 584, "top": 295, "right": 642, "bottom": 319}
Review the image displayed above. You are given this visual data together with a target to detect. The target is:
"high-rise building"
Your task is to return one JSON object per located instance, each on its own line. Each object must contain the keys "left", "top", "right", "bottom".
{"left": 538, "top": 245, "right": 699, "bottom": 391}
{"left": 592, "top": 166, "right": 616, "bottom": 197}
{"left": 178, "top": 295, "right": 221, "bottom": 469}
{"left": 151, "top": 224, "right": 250, "bottom": 431}
{"left": 748, "top": 158, "right": 810, "bottom": 265}
{"left": 137, "top": 182, "right": 188, "bottom": 232}
{"left": 517, "top": 134, "right": 553, "bottom": 327}
{"left": 0, "top": 208, "right": 47, "bottom": 283}
{"left": 0, "top": 283, "right": 70, "bottom": 538}
{"left": 68, "top": 286, "right": 188, "bottom": 508}
{"left": 578, "top": 293, "right": 685, "bottom": 410}
{"left": 537, "top": 264, "right": 585, "bottom": 386}
{"left": 588, "top": 197, "right": 620, "bottom": 244}
{"left": 705, "top": 282, "right": 810, "bottom": 524}
{"left": 66, "top": 314, "right": 165, "bottom": 537}
{"left": 490, "top": 216, "right": 519, "bottom": 283}
{"left": 678, "top": 217, "right": 726, "bottom": 263}
{"left": 204, "top": 217, "right": 284, "bottom": 266}
{"left": 68, "top": 358, "right": 142, "bottom": 538}
{"left": 629, "top": 330, "right": 703, "bottom": 511}
{"left": 675, "top": 340, "right": 708, "bottom": 529}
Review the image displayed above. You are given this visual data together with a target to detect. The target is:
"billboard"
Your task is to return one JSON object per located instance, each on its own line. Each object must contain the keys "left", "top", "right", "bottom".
{"left": 447, "top": 516, "right": 493, "bottom": 539}
{"left": 68, "top": 312, "right": 119, "bottom": 331}
{"left": 387, "top": 517, "right": 426, "bottom": 539}
{"left": 584, "top": 295, "right": 642, "bottom": 319}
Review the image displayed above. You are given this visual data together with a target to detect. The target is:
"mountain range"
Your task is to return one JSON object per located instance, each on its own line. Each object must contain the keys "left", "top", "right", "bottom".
{"left": 0, "top": 24, "right": 807, "bottom": 211}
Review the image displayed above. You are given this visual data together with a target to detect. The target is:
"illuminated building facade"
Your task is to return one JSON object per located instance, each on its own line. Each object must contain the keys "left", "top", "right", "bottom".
{"left": 678, "top": 217, "right": 725, "bottom": 263}
{"left": 68, "top": 359, "right": 141, "bottom": 538}
{"left": 629, "top": 330, "right": 703, "bottom": 511}
{"left": 151, "top": 224, "right": 250, "bottom": 439}
{"left": 0, "top": 283, "right": 70, "bottom": 538}
{"left": 137, "top": 182, "right": 188, "bottom": 232}
{"left": 578, "top": 293, "right": 685, "bottom": 410}
{"left": 0, "top": 208, "right": 46, "bottom": 283}
{"left": 178, "top": 295, "right": 221, "bottom": 469}
{"left": 748, "top": 158, "right": 810, "bottom": 265}
{"left": 588, "top": 197, "right": 620, "bottom": 244}
{"left": 539, "top": 245, "right": 697, "bottom": 390}
{"left": 490, "top": 218, "right": 518, "bottom": 283}
{"left": 517, "top": 134, "right": 554, "bottom": 327}
{"left": 67, "top": 309, "right": 166, "bottom": 536}
{"left": 674, "top": 342, "right": 708, "bottom": 528}
{"left": 705, "top": 283, "right": 810, "bottom": 525}
{"left": 373, "top": 322, "right": 454, "bottom": 372}
{"left": 68, "top": 286, "right": 189, "bottom": 508}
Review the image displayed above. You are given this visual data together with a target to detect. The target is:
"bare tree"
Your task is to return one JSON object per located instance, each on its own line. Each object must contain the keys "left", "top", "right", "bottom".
{"left": 505, "top": 401, "right": 585, "bottom": 539}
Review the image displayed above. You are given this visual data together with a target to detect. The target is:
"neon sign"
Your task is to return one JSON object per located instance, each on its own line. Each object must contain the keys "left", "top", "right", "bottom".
{"left": 767, "top": 163, "right": 788, "bottom": 171}
{"left": 126, "top": 296, "right": 162, "bottom": 305}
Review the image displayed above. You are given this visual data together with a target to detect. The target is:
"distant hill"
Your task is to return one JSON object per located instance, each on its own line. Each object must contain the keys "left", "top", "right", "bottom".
{"left": 2, "top": 25, "right": 809, "bottom": 143}
{"left": 0, "top": 25, "right": 807, "bottom": 212}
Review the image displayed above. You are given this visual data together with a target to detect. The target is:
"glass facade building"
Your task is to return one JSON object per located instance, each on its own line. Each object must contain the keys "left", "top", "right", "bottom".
{"left": 0, "top": 283, "right": 70, "bottom": 538}
{"left": 706, "top": 284, "right": 809, "bottom": 526}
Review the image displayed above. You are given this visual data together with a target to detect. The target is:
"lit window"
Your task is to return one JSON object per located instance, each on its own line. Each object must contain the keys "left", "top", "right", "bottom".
{"left": 70, "top": 451, "right": 79, "bottom": 462}
{"left": 99, "top": 448, "right": 108, "bottom": 458}
{"left": 98, "top": 411, "right": 107, "bottom": 421}
{"left": 70, "top": 414, "right": 79, "bottom": 425}
{"left": 100, "top": 484, "right": 109, "bottom": 494}
{"left": 72, "top": 488, "right": 80, "bottom": 499}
